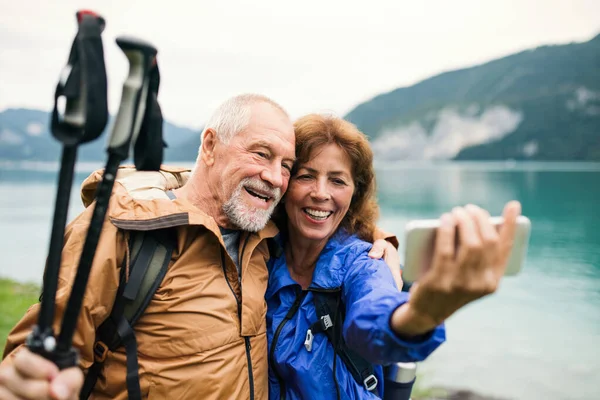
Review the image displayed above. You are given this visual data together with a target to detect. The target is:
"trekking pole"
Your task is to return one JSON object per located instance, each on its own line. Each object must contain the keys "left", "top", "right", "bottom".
{"left": 27, "top": 10, "right": 109, "bottom": 368}
{"left": 383, "top": 362, "right": 417, "bottom": 400}
{"left": 55, "top": 36, "right": 159, "bottom": 359}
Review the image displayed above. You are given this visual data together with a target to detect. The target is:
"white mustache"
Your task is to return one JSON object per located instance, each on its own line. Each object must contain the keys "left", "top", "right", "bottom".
{"left": 242, "top": 178, "right": 281, "bottom": 202}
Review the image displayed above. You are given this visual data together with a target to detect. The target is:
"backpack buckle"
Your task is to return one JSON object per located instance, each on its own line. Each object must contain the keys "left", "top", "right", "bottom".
{"left": 93, "top": 341, "right": 109, "bottom": 362}
{"left": 363, "top": 374, "right": 378, "bottom": 391}
{"left": 320, "top": 314, "right": 333, "bottom": 331}
{"left": 304, "top": 329, "right": 314, "bottom": 352}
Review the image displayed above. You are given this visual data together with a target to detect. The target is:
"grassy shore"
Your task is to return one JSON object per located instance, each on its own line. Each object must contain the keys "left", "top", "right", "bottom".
{"left": 0, "top": 278, "right": 39, "bottom": 358}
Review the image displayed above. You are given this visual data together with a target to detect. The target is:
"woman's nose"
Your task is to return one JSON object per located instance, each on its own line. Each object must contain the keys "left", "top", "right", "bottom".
{"left": 311, "top": 180, "right": 330, "bottom": 201}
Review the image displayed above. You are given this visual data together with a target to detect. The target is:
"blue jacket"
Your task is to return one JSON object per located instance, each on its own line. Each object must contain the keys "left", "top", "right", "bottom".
{"left": 266, "top": 230, "right": 446, "bottom": 399}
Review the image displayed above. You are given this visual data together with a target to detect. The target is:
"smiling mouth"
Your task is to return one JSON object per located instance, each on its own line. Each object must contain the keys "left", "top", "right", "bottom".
{"left": 245, "top": 187, "right": 273, "bottom": 202}
{"left": 303, "top": 208, "right": 333, "bottom": 221}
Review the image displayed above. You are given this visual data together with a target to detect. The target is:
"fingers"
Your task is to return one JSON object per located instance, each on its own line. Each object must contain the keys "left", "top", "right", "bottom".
{"left": 497, "top": 201, "right": 522, "bottom": 266}
{"left": 465, "top": 204, "right": 498, "bottom": 249}
{"left": 0, "top": 362, "right": 51, "bottom": 400}
{"left": 50, "top": 368, "right": 84, "bottom": 400}
{"left": 0, "top": 350, "right": 82, "bottom": 400}
{"left": 453, "top": 207, "right": 484, "bottom": 268}
{"left": 368, "top": 239, "right": 388, "bottom": 259}
{"left": 0, "top": 385, "right": 21, "bottom": 400}
{"left": 431, "top": 213, "right": 457, "bottom": 273}
{"left": 13, "top": 349, "right": 58, "bottom": 381}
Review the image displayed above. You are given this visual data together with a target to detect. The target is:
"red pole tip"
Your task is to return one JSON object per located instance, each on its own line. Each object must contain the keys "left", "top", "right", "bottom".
{"left": 76, "top": 10, "right": 106, "bottom": 32}
{"left": 76, "top": 9, "right": 99, "bottom": 22}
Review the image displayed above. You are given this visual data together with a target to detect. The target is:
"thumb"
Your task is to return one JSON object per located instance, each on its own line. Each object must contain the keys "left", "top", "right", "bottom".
{"left": 50, "top": 367, "right": 84, "bottom": 400}
{"left": 408, "top": 282, "right": 419, "bottom": 295}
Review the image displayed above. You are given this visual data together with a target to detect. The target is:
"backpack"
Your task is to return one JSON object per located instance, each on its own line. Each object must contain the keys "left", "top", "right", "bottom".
{"left": 79, "top": 228, "right": 281, "bottom": 399}
{"left": 304, "top": 289, "right": 380, "bottom": 399}
{"left": 80, "top": 228, "right": 176, "bottom": 400}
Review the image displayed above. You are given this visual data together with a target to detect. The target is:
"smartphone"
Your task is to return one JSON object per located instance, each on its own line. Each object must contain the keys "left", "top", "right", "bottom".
{"left": 402, "top": 215, "right": 531, "bottom": 282}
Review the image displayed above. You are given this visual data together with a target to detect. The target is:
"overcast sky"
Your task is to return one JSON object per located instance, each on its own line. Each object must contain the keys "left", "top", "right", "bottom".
{"left": 1, "top": 0, "right": 598, "bottom": 129}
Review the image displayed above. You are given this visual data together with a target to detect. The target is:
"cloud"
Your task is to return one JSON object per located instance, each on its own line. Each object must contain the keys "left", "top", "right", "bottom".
{"left": 26, "top": 123, "right": 44, "bottom": 136}
{"left": 372, "top": 105, "right": 523, "bottom": 160}
{"left": 1, "top": 0, "right": 599, "bottom": 129}
{"left": 0, "top": 129, "right": 23, "bottom": 145}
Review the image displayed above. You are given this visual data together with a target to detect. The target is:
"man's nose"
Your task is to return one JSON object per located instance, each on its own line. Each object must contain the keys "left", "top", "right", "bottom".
{"left": 261, "top": 162, "right": 283, "bottom": 189}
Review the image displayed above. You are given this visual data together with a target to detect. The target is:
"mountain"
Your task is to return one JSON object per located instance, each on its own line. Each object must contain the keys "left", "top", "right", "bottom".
{"left": 4, "top": 34, "right": 600, "bottom": 163}
{"left": 345, "top": 33, "right": 600, "bottom": 161}
{"left": 0, "top": 108, "right": 201, "bottom": 162}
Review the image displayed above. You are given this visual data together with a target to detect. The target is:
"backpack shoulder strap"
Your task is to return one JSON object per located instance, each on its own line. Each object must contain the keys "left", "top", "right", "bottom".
{"left": 80, "top": 228, "right": 176, "bottom": 400}
{"left": 306, "top": 290, "right": 379, "bottom": 396}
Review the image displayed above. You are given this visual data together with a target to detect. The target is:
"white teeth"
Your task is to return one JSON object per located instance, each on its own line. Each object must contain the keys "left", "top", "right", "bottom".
{"left": 304, "top": 208, "right": 332, "bottom": 219}
{"left": 246, "top": 188, "right": 270, "bottom": 201}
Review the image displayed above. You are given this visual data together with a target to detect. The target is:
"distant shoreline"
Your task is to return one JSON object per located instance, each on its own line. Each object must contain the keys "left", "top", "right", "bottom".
{"left": 2, "top": 159, "right": 600, "bottom": 173}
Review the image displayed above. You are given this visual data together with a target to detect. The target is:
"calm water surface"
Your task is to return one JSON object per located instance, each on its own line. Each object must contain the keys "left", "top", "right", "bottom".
{"left": 0, "top": 162, "right": 598, "bottom": 399}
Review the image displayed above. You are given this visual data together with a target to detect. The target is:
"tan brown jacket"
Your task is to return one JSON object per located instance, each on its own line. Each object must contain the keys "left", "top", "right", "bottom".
{"left": 3, "top": 165, "right": 277, "bottom": 400}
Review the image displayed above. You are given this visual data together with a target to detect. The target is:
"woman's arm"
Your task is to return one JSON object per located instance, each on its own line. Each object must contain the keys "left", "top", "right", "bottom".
{"left": 341, "top": 246, "right": 445, "bottom": 365}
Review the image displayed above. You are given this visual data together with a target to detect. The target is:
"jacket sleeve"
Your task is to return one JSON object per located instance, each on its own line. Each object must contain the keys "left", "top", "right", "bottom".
{"left": 341, "top": 246, "right": 446, "bottom": 365}
{"left": 1, "top": 203, "right": 125, "bottom": 370}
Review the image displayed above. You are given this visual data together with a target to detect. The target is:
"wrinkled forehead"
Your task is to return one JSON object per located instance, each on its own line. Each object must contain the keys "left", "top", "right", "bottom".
{"left": 250, "top": 102, "right": 294, "bottom": 132}
{"left": 241, "top": 105, "right": 295, "bottom": 151}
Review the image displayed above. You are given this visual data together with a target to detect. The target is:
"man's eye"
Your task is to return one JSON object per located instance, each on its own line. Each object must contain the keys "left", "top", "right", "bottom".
{"left": 256, "top": 152, "right": 268, "bottom": 159}
{"left": 282, "top": 163, "right": 292, "bottom": 172}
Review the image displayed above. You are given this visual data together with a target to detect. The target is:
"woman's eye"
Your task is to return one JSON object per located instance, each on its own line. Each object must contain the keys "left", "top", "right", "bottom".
{"left": 332, "top": 178, "right": 347, "bottom": 186}
{"left": 296, "top": 174, "right": 312, "bottom": 180}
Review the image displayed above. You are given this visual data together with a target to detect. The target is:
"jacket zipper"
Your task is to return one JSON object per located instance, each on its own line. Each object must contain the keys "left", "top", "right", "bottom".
{"left": 269, "top": 286, "right": 306, "bottom": 400}
{"left": 221, "top": 242, "right": 255, "bottom": 400}
{"left": 239, "top": 235, "right": 254, "bottom": 400}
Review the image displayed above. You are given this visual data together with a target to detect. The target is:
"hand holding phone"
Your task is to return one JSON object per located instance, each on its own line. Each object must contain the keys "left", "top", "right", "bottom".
{"left": 403, "top": 215, "right": 531, "bottom": 282}
{"left": 390, "top": 202, "right": 527, "bottom": 337}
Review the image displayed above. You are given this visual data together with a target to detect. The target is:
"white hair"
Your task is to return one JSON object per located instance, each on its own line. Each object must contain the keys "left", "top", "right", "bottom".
{"left": 201, "top": 93, "right": 289, "bottom": 146}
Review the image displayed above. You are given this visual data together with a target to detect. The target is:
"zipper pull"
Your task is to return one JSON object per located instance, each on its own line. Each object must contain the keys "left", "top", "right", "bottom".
{"left": 304, "top": 329, "right": 314, "bottom": 352}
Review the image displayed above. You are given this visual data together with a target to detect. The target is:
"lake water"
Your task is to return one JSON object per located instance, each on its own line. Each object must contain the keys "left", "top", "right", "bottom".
{"left": 1, "top": 162, "right": 599, "bottom": 399}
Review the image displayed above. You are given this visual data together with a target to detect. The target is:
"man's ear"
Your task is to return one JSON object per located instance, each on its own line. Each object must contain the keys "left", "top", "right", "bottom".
{"left": 200, "top": 128, "right": 218, "bottom": 166}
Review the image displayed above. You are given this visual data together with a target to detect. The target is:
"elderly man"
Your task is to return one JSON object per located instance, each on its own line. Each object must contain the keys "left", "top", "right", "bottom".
{"left": 0, "top": 93, "right": 296, "bottom": 400}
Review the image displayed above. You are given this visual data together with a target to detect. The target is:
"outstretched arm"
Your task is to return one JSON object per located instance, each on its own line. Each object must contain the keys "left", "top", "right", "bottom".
{"left": 342, "top": 247, "right": 445, "bottom": 365}
{"left": 390, "top": 202, "right": 521, "bottom": 336}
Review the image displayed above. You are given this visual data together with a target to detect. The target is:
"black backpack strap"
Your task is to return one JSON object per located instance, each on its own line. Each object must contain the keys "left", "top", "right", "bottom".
{"left": 306, "top": 290, "right": 379, "bottom": 396}
{"left": 133, "top": 60, "right": 165, "bottom": 171}
{"left": 80, "top": 229, "right": 176, "bottom": 399}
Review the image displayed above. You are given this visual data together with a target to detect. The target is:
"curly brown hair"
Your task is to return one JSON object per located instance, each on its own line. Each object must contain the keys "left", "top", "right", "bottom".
{"left": 275, "top": 114, "right": 379, "bottom": 242}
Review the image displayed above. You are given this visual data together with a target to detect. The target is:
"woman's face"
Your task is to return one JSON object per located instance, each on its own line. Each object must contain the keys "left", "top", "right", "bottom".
{"left": 285, "top": 143, "right": 355, "bottom": 245}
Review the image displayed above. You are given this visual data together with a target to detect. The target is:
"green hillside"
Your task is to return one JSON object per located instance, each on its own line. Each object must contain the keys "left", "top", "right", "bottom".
{"left": 0, "top": 109, "right": 200, "bottom": 162}
{"left": 345, "top": 34, "right": 600, "bottom": 160}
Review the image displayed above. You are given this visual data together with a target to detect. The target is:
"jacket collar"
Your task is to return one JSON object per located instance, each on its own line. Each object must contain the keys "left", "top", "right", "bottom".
{"left": 80, "top": 165, "right": 279, "bottom": 241}
{"left": 266, "top": 229, "right": 366, "bottom": 298}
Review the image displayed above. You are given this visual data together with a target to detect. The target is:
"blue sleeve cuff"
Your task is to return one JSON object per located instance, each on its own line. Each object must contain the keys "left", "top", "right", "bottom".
{"left": 351, "top": 291, "right": 445, "bottom": 365}
{"left": 378, "top": 293, "right": 446, "bottom": 363}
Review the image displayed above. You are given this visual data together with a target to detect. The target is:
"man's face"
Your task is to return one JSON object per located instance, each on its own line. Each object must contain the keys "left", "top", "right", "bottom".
{"left": 210, "top": 102, "right": 295, "bottom": 231}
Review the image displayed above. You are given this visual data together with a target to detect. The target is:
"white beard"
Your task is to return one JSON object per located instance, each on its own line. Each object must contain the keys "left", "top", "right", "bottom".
{"left": 222, "top": 178, "right": 281, "bottom": 232}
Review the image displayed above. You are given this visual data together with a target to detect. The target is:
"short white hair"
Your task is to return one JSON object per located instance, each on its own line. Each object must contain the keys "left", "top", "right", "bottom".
{"left": 202, "top": 93, "right": 289, "bottom": 145}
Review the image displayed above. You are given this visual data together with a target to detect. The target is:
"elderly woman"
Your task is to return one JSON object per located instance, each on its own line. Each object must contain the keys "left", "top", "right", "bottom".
{"left": 266, "top": 114, "right": 521, "bottom": 399}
